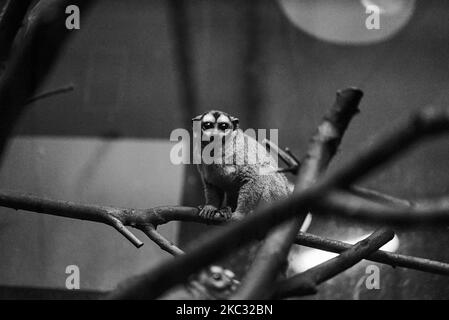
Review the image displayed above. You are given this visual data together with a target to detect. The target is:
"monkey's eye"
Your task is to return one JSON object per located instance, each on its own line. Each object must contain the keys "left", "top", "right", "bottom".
{"left": 212, "top": 273, "right": 222, "bottom": 281}
{"left": 202, "top": 122, "right": 214, "bottom": 130}
{"left": 218, "top": 123, "right": 230, "bottom": 131}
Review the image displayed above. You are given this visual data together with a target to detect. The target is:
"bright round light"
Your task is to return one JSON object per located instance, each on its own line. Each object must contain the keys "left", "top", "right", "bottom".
{"left": 361, "top": 0, "right": 410, "bottom": 15}
{"left": 278, "top": 0, "right": 416, "bottom": 45}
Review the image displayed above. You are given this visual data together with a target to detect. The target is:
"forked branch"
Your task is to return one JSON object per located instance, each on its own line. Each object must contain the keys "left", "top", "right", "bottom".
{"left": 3, "top": 188, "right": 449, "bottom": 280}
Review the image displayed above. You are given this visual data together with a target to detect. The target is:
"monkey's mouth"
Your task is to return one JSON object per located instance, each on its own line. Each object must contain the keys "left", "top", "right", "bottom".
{"left": 201, "top": 134, "right": 222, "bottom": 145}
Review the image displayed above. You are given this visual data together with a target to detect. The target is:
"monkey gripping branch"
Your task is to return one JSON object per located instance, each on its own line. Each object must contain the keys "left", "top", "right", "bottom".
{"left": 1, "top": 0, "right": 449, "bottom": 300}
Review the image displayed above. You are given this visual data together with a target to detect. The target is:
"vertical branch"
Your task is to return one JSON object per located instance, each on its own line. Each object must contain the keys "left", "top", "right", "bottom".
{"left": 233, "top": 88, "right": 363, "bottom": 299}
{"left": 0, "top": 0, "right": 96, "bottom": 165}
{"left": 0, "top": 0, "right": 34, "bottom": 70}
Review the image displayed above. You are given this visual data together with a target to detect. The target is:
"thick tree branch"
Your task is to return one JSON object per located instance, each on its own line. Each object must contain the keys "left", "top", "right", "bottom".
{"left": 4, "top": 186, "right": 449, "bottom": 269}
{"left": 0, "top": 190, "right": 145, "bottom": 248}
{"left": 107, "top": 105, "right": 449, "bottom": 300}
{"left": 0, "top": 190, "right": 232, "bottom": 253}
{"left": 2, "top": 189, "right": 449, "bottom": 283}
{"left": 233, "top": 88, "right": 363, "bottom": 299}
{"left": 0, "top": 190, "right": 204, "bottom": 251}
{"left": 295, "top": 232, "right": 449, "bottom": 276}
{"left": 275, "top": 228, "right": 394, "bottom": 298}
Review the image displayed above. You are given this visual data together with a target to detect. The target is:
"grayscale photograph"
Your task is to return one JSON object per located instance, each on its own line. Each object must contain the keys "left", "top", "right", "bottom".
{"left": 0, "top": 0, "right": 448, "bottom": 306}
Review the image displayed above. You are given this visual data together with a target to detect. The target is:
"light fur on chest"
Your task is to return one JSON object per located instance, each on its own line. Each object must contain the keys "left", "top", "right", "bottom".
{"left": 200, "top": 164, "right": 238, "bottom": 188}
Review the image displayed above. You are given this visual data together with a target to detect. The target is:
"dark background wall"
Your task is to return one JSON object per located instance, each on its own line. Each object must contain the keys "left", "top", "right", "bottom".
{"left": 1, "top": 0, "right": 449, "bottom": 299}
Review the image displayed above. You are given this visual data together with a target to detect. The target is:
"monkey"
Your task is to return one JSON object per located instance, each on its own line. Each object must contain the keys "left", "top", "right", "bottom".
{"left": 162, "top": 265, "right": 239, "bottom": 299}
{"left": 188, "top": 265, "right": 240, "bottom": 299}
{"left": 191, "top": 110, "right": 298, "bottom": 278}
{"left": 192, "top": 110, "right": 291, "bottom": 222}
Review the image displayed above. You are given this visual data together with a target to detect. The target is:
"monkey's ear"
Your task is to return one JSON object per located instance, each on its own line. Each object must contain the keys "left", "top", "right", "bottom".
{"left": 192, "top": 115, "right": 202, "bottom": 123}
{"left": 230, "top": 116, "right": 239, "bottom": 129}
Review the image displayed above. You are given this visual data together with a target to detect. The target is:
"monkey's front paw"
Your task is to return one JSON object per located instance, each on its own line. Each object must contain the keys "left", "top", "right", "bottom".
{"left": 199, "top": 205, "right": 219, "bottom": 219}
{"left": 217, "top": 206, "right": 233, "bottom": 220}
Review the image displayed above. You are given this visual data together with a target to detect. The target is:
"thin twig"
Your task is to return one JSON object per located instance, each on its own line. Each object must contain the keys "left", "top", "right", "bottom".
{"left": 262, "top": 139, "right": 299, "bottom": 173}
{"left": 275, "top": 228, "right": 394, "bottom": 298}
{"left": 25, "top": 84, "right": 75, "bottom": 105}
{"left": 284, "top": 148, "right": 301, "bottom": 167}
{"left": 142, "top": 225, "right": 184, "bottom": 256}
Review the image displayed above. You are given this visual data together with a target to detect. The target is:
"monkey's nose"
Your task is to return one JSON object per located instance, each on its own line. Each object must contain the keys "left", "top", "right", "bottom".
{"left": 209, "top": 131, "right": 221, "bottom": 141}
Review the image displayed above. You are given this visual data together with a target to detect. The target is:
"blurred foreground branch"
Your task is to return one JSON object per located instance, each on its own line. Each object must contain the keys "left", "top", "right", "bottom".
{"left": 233, "top": 88, "right": 362, "bottom": 299}
{"left": 107, "top": 105, "right": 449, "bottom": 299}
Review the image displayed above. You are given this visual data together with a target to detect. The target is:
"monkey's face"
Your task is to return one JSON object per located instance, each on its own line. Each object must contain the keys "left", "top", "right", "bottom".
{"left": 192, "top": 110, "right": 239, "bottom": 145}
{"left": 197, "top": 265, "right": 240, "bottom": 293}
